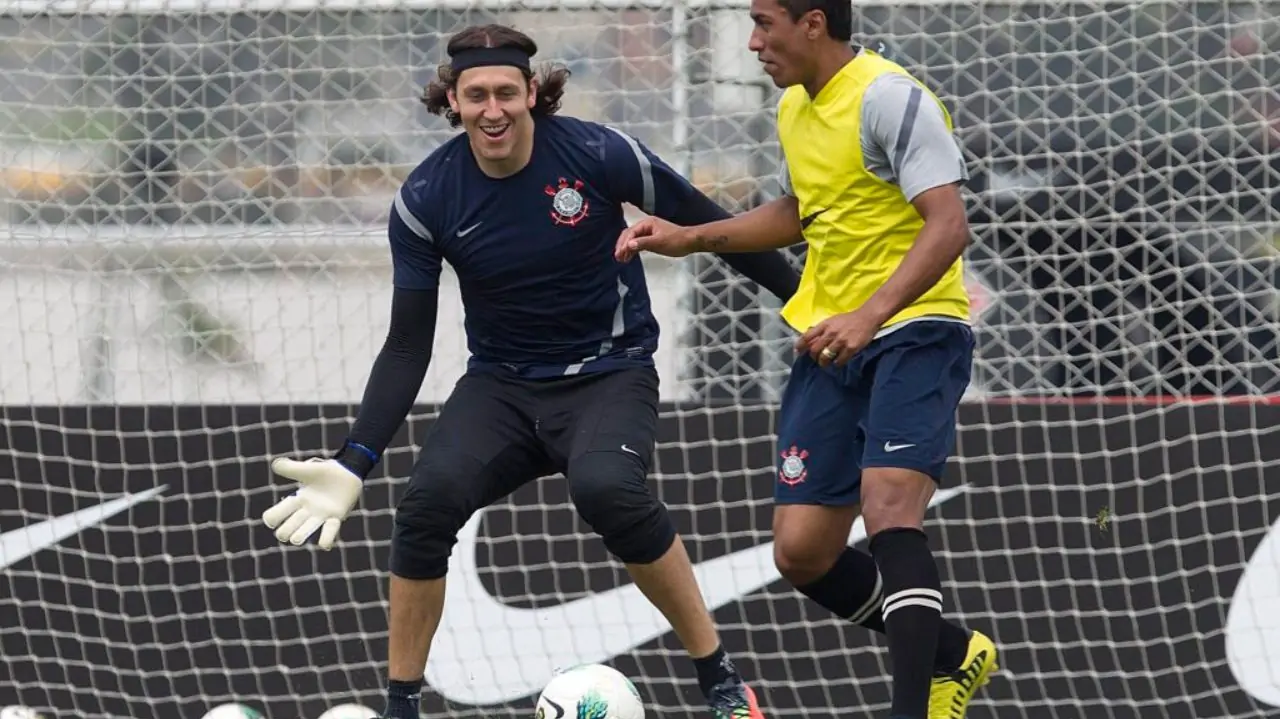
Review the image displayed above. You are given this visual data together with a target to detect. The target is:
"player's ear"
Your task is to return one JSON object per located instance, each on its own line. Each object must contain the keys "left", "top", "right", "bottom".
{"left": 802, "top": 8, "right": 824, "bottom": 39}
{"left": 446, "top": 87, "right": 460, "bottom": 115}
{"left": 525, "top": 76, "right": 539, "bottom": 111}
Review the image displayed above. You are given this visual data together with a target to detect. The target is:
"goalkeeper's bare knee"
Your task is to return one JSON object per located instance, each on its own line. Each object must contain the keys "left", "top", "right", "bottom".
{"left": 390, "top": 455, "right": 487, "bottom": 580}
{"left": 567, "top": 450, "right": 675, "bottom": 565}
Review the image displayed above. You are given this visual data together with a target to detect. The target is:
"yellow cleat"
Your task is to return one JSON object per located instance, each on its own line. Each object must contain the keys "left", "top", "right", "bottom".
{"left": 928, "top": 630, "right": 998, "bottom": 719}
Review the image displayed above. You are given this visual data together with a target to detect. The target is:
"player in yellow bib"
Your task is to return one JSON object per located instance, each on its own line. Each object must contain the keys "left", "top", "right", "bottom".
{"left": 615, "top": 0, "right": 998, "bottom": 717}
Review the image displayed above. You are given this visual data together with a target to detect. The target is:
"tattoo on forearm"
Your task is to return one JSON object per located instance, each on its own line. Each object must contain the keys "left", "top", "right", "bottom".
{"left": 699, "top": 235, "right": 729, "bottom": 251}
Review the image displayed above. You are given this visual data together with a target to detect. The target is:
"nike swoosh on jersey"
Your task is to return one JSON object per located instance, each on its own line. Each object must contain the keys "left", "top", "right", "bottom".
{"left": 0, "top": 486, "right": 167, "bottom": 570}
{"left": 800, "top": 209, "right": 826, "bottom": 229}
{"left": 425, "top": 484, "right": 968, "bottom": 705}
{"left": 1225, "top": 511, "right": 1280, "bottom": 707}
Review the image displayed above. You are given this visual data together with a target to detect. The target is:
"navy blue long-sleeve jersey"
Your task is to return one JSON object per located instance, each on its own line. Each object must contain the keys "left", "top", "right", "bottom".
{"left": 390, "top": 115, "right": 698, "bottom": 378}
{"left": 335, "top": 115, "right": 800, "bottom": 475}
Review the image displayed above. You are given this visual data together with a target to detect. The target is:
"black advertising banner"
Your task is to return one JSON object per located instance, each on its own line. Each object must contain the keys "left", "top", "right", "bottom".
{"left": 1, "top": 401, "right": 1278, "bottom": 719}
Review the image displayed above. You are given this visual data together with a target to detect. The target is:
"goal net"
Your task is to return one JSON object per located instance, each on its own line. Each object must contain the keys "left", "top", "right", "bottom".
{"left": 1, "top": 1, "right": 1279, "bottom": 718}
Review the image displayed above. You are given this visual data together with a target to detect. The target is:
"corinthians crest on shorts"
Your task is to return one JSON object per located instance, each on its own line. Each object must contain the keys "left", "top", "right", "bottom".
{"left": 779, "top": 445, "right": 808, "bottom": 486}
{"left": 545, "top": 177, "right": 590, "bottom": 226}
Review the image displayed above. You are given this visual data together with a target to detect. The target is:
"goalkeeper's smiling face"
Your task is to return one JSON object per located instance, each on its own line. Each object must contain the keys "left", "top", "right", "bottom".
{"left": 449, "top": 66, "right": 538, "bottom": 170}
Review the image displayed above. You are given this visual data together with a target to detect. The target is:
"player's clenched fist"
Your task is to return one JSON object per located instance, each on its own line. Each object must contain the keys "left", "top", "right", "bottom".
{"left": 262, "top": 457, "right": 362, "bottom": 550}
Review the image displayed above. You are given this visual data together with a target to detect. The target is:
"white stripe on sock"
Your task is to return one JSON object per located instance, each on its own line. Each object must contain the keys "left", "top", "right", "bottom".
{"left": 850, "top": 572, "right": 883, "bottom": 626}
{"left": 881, "top": 587, "right": 943, "bottom": 622}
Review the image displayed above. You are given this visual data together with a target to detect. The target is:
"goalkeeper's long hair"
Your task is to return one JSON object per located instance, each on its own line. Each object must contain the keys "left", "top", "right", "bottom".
{"left": 422, "top": 24, "right": 570, "bottom": 128}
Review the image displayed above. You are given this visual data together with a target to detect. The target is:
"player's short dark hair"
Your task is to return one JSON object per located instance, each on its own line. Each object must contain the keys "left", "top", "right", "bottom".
{"left": 421, "top": 24, "right": 570, "bottom": 128}
{"left": 776, "top": 0, "right": 853, "bottom": 42}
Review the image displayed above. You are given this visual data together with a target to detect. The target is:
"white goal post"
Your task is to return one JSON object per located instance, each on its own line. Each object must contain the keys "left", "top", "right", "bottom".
{"left": 1, "top": 1, "right": 1279, "bottom": 719}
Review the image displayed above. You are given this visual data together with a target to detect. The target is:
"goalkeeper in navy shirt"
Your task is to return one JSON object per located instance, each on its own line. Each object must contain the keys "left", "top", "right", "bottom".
{"left": 261, "top": 23, "right": 797, "bottom": 719}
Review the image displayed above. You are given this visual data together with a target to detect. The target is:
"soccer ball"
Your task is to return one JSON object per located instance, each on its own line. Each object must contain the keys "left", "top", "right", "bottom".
{"left": 535, "top": 664, "right": 644, "bottom": 719}
{"left": 199, "top": 704, "right": 265, "bottom": 719}
{"left": 0, "top": 706, "right": 48, "bottom": 719}
{"left": 317, "top": 704, "right": 377, "bottom": 719}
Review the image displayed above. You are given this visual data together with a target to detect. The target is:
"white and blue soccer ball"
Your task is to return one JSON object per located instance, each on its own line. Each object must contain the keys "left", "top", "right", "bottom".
{"left": 199, "top": 704, "right": 265, "bottom": 719}
{"left": 317, "top": 703, "right": 377, "bottom": 719}
{"left": 535, "top": 664, "right": 645, "bottom": 719}
{"left": 0, "top": 706, "right": 48, "bottom": 719}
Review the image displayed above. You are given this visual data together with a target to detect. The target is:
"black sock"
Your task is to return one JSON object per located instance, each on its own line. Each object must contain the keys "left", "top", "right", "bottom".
{"left": 692, "top": 645, "right": 739, "bottom": 699}
{"left": 934, "top": 620, "right": 971, "bottom": 676}
{"left": 384, "top": 678, "right": 422, "bottom": 719}
{"left": 795, "top": 546, "right": 970, "bottom": 674}
{"left": 795, "top": 546, "right": 887, "bottom": 632}
{"left": 870, "top": 527, "right": 944, "bottom": 719}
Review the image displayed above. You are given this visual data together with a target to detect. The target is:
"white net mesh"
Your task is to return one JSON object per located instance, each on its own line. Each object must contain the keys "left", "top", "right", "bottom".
{"left": 1, "top": 1, "right": 1279, "bottom": 718}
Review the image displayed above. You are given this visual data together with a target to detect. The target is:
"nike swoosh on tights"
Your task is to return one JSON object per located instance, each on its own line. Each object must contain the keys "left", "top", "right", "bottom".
{"left": 0, "top": 487, "right": 167, "bottom": 570}
{"left": 425, "top": 484, "right": 969, "bottom": 706}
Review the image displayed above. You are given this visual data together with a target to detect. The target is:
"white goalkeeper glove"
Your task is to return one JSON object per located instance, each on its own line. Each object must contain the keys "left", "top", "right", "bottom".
{"left": 262, "top": 457, "right": 363, "bottom": 550}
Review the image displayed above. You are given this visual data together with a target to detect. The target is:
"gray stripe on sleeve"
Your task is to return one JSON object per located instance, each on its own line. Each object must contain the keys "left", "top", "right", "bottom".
{"left": 862, "top": 73, "right": 968, "bottom": 201}
{"left": 891, "top": 85, "right": 923, "bottom": 176}
{"left": 605, "top": 126, "right": 655, "bottom": 214}
{"left": 394, "top": 189, "right": 434, "bottom": 242}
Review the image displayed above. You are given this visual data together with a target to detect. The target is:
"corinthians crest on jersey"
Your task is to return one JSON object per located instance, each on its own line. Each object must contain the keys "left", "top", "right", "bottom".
{"left": 544, "top": 177, "right": 590, "bottom": 227}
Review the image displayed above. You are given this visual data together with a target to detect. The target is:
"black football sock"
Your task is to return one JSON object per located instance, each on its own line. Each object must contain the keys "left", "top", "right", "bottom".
{"left": 384, "top": 678, "right": 422, "bottom": 719}
{"left": 870, "top": 527, "right": 944, "bottom": 719}
{"left": 934, "top": 619, "right": 971, "bottom": 676}
{"left": 794, "top": 546, "right": 887, "bottom": 632}
{"left": 692, "top": 644, "right": 739, "bottom": 699}
{"left": 794, "top": 546, "right": 970, "bottom": 674}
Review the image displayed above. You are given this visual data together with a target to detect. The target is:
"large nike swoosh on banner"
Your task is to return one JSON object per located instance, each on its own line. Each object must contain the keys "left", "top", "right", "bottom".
{"left": 426, "top": 484, "right": 968, "bottom": 706}
{"left": 1225, "top": 512, "right": 1280, "bottom": 707}
{"left": 0, "top": 486, "right": 167, "bottom": 570}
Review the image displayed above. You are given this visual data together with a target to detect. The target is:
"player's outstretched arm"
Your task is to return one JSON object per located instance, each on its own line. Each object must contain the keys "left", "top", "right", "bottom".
{"left": 600, "top": 125, "right": 802, "bottom": 299}
{"left": 264, "top": 183, "right": 444, "bottom": 550}
{"left": 615, "top": 195, "right": 803, "bottom": 264}
{"left": 263, "top": 287, "right": 439, "bottom": 550}
{"left": 666, "top": 188, "right": 802, "bottom": 301}
{"left": 337, "top": 286, "right": 439, "bottom": 474}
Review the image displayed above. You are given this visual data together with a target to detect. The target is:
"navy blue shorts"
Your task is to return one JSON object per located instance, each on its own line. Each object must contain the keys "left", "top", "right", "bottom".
{"left": 774, "top": 320, "right": 974, "bottom": 506}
